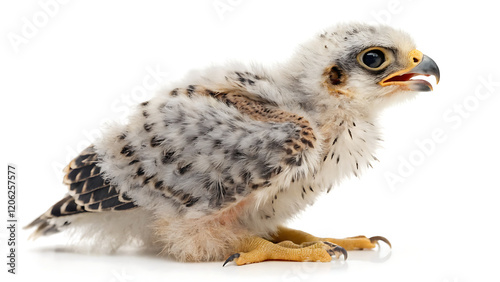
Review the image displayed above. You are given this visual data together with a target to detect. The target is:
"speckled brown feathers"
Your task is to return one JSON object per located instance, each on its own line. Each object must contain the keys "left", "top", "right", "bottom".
{"left": 178, "top": 87, "right": 318, "bottom": 168}
{"left": 214, "top": 91, "right": 317, "bottom": 158}
{"left": 94, "top": 84, "right": 319, "bottom": 219}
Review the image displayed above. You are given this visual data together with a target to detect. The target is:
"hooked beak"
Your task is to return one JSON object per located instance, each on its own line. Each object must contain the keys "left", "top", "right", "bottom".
{"left": 379, "top": 50, "right": 440, "bottom": 91}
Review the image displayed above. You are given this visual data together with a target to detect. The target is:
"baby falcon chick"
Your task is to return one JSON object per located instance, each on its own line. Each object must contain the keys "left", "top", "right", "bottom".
{"left": 27, "top": 22, "right": 439, "bottom": 265}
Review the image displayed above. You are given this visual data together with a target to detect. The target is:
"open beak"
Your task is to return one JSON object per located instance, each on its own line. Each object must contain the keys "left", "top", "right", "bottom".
{"left": 379, "top": 50, "right": 440, "bottom": 91}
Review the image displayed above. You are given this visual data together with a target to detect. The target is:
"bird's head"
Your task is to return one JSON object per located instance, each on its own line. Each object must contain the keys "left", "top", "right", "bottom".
{"left": 287, "top": 23, "right": 440, "bottom": 111}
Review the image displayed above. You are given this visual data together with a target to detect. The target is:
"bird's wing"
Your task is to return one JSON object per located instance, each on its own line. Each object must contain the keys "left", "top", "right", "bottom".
{"left": 97, "top": 84, "right": 319, "bottom": 216}
{"left": 36, "top": 145, "right": 137, "bottom": 219}
{"left": 62, "top": 145, "right": 137, "bottom": 212}
{"left": 25, "top": 146, "right": 137, "bottom": 237}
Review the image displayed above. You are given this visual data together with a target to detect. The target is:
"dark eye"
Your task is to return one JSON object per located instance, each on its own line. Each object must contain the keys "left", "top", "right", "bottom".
{"left": 362, "top": 49, "right": 385, "bottom": 69}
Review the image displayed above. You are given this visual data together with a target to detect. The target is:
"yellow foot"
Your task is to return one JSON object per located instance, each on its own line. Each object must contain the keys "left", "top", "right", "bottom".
{"left": 223, "top": 237, "right": 347, "bottom": 266}
{"left": 272, "top": 226, "right": 391, "bottom": 251}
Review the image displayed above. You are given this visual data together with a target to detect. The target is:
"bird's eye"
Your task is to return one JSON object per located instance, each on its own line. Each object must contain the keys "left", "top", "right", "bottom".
{"left": 363, "top": 50, "right": 385, "bottom": 68}
{"left": 357, "top": 47, "right": 391, "bottom": 71}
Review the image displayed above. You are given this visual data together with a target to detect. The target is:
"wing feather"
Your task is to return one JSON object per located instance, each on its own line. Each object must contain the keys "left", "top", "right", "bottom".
{"left": 95, "top": 84, "right": 319, "bottom": 217}
{"left": 26, "top": 146, "right": 137, "bottom": 237}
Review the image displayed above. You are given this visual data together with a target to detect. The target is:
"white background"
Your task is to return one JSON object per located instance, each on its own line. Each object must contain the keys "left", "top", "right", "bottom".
{"left": 1, "top": 0, "right": 500, "bottom": 281}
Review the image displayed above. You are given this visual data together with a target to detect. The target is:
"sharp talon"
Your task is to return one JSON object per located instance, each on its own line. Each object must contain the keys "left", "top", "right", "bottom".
{"left": 336, "top": 246, "right": 348, "bottom": 260}
{"left": 223, "top": 253, "right": 240, "bottom": 267}
{"left": 324, "top": 242, "right": 347, "bottom": 260}
{"left": 369, "top": 236, "right": 392, "bottom": 248}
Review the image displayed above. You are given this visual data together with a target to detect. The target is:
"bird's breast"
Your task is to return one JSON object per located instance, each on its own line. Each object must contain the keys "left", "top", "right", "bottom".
{"left": 314, "top": 118, "right": 381, "bottom": 191}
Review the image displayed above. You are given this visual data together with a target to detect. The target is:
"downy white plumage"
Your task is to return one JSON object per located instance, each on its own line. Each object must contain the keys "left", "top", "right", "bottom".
{"left": 27, "top": 22, "right": 439, "bottom": 263}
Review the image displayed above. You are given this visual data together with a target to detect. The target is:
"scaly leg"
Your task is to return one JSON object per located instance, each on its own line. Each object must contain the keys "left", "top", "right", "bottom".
{"left": 223, "top": 237, "right": 347, "bottom": 266}
{"left": 271, "top": 226, "right": 391, "bottom": 250}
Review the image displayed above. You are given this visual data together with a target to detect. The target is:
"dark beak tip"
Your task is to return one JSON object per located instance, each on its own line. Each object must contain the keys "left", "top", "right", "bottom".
{"left": 421, "top": 54, "right": 440, "bottom": 84}
{"left": 408, "top": 54, "right": 440, "bottom": 88}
